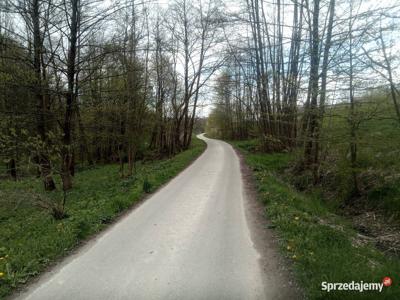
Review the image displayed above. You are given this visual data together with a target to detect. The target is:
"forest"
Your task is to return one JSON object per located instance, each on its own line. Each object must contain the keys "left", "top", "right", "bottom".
{"left": 0, "top": 0, "right": 217, "bottom": 296}
{"left": 206, "top": 0, "right": 400, "bottom": 220}
{"left": 0, "top": 0, "right": 222, "bottom": 212}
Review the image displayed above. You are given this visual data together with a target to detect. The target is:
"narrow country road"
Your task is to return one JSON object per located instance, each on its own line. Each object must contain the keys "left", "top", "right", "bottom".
{"left": 15, "top": 135, "right": 293, "bottom": 300}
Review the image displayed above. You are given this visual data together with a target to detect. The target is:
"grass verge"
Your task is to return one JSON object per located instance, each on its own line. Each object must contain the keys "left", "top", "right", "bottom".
{"left": 231, "top": 139, "right": 400, "bottom": 300}
{"left": 0, "top": 137, "right": 206, "bottom": 298}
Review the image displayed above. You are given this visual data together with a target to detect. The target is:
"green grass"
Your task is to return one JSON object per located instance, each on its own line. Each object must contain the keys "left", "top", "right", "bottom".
{"left": 0, "top": 137, "right": 206, "bottom": 298}
{"left": 320, "top": 96, "right": 400, "bottom": 214}
{"left": 231, "top": 139, "right": 400, "bottom": 300}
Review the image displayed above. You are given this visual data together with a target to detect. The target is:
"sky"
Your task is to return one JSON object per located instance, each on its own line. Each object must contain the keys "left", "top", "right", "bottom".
{"left": 4, "top": 0, "right": 399, "bottom": 117}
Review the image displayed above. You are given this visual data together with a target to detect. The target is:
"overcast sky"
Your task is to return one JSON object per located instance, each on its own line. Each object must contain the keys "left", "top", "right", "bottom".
{"left": 4, "top": 0, "right": 399, "bottom": 117}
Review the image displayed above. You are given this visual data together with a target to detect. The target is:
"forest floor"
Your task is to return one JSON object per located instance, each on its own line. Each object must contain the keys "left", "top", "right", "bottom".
{"left": 230, "top": 139, "right": 400, "bottom": 299}
{"left": 0, "top": 138, "right": 206, "bottom": 298}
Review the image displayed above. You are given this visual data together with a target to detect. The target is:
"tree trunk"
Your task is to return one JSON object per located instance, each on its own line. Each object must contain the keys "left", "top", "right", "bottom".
{"left": 304, "top": 0, "right": 321, "bottom": 177}
{"left": 8, "top": 159, "right": 17, "bottom": 180}
{"left": 61, "top": 0, "right": 79, "bottom": 190}
{"left": 348, "top": 4, "right": 359, "bottom": 196}
{"left": 31, "top": 0, "right": 56, "bottom": 190}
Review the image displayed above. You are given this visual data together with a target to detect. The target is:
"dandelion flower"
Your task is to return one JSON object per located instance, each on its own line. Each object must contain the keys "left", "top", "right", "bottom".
{"left": 287, "top": 245, "right": 291, "bottom": 251}
{"left": 294, "top": 216, "right": 299, "bottom": 221}
{"left": 0, "top": 257, "right": 4, "bottom": 261}
{"left": 0, "top": 272, "right": 4, "bottom": 278}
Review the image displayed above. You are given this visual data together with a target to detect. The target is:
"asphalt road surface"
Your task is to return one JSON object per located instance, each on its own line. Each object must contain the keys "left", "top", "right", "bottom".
{"left": 15, "top": 134, "right": 292, "bottom": 300}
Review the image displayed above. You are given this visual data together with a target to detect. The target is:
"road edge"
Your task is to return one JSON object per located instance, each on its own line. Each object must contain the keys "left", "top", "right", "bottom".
{"left": 233, "top": 146, "right": 305, "bottom": 300}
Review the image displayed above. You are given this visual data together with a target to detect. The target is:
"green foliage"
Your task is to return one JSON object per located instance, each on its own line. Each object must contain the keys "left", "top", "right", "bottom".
{"left": 0, "top": 35, "right": 38, "bottom": 177}
{"left": 75, "top": 218, "right": 92, "bottom": 240}
{"left": 205, "top": 70, "right": 255, "bottom": 141}
{"left": 367, "top": 181, "right": 400, "bottom": 215}
{"left": 0, "top": 137, "right": 206, "bottom": 298}
{"left": 320, "top": 95, "right": 400, "bottom": 215}
{"left": 142, "top": 177, "right": 152, "bottom": 193}
{"left": 232, "top": 140, "right": 400, "bottom": 299}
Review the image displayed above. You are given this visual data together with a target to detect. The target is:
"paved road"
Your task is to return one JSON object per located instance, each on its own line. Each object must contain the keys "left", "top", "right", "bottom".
{"left": 16, "top": 135, "right": 281, "bottom": 300}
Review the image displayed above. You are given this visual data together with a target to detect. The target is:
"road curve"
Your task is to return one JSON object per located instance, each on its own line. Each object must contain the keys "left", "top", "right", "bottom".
{"left": 16, "top": 135, "right": 278, "bottom": 300}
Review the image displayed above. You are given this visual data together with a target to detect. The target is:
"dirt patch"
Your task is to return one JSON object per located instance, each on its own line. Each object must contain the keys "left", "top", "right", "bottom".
{"left": 235, "top": 148, "right": 304, "bottom": 300}
{"left": 350, "top": 210, "right": 400, "bottom": 256}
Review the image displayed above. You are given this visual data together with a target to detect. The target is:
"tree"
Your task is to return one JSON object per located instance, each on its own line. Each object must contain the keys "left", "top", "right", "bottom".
{"left": 362, "top": 15, "right": 400, "bottom": 122}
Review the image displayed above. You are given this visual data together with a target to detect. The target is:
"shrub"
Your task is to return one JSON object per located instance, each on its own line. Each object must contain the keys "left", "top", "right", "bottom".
{"left": 142, "top": 177, "right": 152, "bottom": 193}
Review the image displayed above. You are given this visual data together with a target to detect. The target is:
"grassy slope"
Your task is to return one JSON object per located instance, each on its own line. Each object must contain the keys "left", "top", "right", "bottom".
{"left": 0, "top": 137, "right": 206, "bottom": 298}
{"left": 320, "top": 97, "right": 400, "bottom": 214}
{"left": 231, "top": 140, "right": 400, "bottom": 300}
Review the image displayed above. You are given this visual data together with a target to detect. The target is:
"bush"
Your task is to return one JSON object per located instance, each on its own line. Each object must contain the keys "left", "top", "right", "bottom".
{"left": 142, "top": 177, "right": 152, "bottom": 193}
{"left": 111, "top": 197, "right": 127, "bottom": 213}
{"left": 75, "top": 219, "right": 91, "bottom": 240}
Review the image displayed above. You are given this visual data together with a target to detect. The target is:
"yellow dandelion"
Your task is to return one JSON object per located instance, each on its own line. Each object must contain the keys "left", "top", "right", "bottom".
{"left": 294, "top": 216, "right": 299, "bottom": 221}
{"left": 287, "top": 245, "right": 292, "bottom": 251}
{"left": 0, "top": 257, "right": 4, "bottom": 261}
{"left": 0, "top": 272, "right": 4, "bottom": 278}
